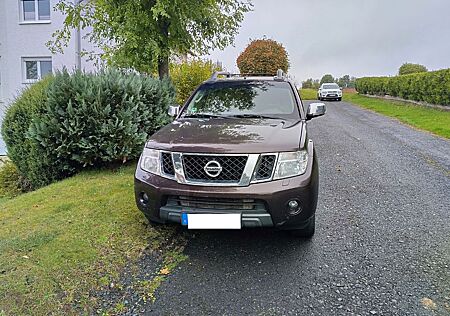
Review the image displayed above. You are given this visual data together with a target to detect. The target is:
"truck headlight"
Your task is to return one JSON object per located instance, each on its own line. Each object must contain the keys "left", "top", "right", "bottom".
{"left": 273, "top": 150, "right": 308, "bottom": 180}
{"left": 140, "top": 148, "right": 161, "bottom": 174}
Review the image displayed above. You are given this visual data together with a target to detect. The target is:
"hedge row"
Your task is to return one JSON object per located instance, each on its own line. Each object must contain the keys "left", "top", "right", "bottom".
{"left": 1, "top": 69, "right": 175, "bottom": 189}
{"left": 355, "top": 69, "right": 450, "bottom": 106}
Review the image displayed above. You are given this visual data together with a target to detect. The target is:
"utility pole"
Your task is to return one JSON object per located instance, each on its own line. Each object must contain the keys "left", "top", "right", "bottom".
{"left": 74, "top": 0, "right": 82, "bottom": 70}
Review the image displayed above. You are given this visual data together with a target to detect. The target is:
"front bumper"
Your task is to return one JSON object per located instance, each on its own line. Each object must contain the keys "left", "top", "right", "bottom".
{"left": 134, "top": 142, "right": 318, "bottom": 230}
{"left": 159, "top": 202, "right": 274, "bottom": 228}
{"left": 321, "top": 94, "right": 341, "bottom": 99}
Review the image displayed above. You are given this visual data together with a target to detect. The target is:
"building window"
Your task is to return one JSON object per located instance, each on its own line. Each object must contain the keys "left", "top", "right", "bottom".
{"left": 22, "top": 58, "right": 52, "bottom": 83}
{"left": 21, "top": 0, "right": 51, "bottom": 22}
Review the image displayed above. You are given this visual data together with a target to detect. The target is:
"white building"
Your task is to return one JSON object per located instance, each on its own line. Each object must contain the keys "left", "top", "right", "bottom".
{"left": 0, "top": 0, "right": 98, "bottom": 154}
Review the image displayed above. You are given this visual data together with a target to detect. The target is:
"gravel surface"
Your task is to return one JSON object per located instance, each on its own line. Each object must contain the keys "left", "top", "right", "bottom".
{"left": 130, "top": 101, "right": 450, "bottom": 315}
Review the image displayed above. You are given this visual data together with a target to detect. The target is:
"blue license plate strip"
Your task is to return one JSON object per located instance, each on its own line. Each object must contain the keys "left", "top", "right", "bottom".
{"left": 181, "top": 213, "right": 188, "bottom": 226}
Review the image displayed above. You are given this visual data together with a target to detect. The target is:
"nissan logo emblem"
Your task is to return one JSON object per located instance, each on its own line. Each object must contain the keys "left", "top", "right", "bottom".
{"left": 204, "top": 160, "right": 222, "bottom": 178}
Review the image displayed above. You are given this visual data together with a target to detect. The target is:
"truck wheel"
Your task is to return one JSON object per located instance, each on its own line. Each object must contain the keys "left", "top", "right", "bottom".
{"left": 289, "top": 216, "right": 315, "bottom": 238}
{"left": 338, "top": 97, "right": 342, "bottom": 101}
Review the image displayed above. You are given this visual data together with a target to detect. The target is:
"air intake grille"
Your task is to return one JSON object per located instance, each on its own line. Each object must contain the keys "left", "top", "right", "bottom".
{"left": 182, "top": 155, "right": 247, "bottom": 182}
{"left": 167, "top": 196, "right": 266, "bottom": 211}
{"left": 255, "top": 155, "right": 276, "bottom": 180}
{"left": 161, "top": 152, "right": 175, "bottom": 175}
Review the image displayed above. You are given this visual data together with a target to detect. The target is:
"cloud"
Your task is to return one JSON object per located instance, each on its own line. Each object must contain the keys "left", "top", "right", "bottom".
{"left": 205, "top": 0, "right": 450, "bottom": 82}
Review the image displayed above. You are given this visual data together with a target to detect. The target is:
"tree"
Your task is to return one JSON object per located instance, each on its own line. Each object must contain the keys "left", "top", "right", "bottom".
{"left": 320, "top": 74, "right": 334, "bottom": 85}
{"left": 335, "top": 75, "right": 356, "bottom": 88}
{"left": 312, "top": 79, "right": 320, "bottom": 89}
{"left": 336, "top": 75, "right": 349, "bottom": 87}
{"left": 302, "top": 78, "right": 314, "bottom": 89}
{"left": 49, "top": 0, "right": 252, "bottom": 79}
{"left": 236, "top": 38, "right": 289, "bottom": 75}
{"left": 398, "top": 63, "right": 428, "bottom": 75}
{"left": 170, "top": 59, "right": 222, "bottom": 104}
{"left": 348, "top": 76, "right": 357, "bottom": 88}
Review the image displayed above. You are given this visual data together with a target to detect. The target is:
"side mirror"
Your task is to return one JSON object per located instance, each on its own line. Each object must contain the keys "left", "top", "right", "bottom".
{"left": 168, "top": 105, "right": 180, "bottom": 117}
{"left": 307, "top": 102, "right": 326, "bottom": 120}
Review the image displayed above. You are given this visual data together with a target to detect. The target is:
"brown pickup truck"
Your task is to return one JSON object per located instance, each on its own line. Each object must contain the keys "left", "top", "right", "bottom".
{"left": 134, "top": 70, "right": 326, "bottom": 237}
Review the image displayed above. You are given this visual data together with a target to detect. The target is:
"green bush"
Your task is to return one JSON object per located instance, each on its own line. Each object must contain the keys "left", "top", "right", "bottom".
{"left": 355, "top": 69, "right": 450, "bottom": 106}
{"left": 2, "top": 69, "right": 175, "bottom": 189}
{"left": 170, "top": 59, "right": 221, "bottom": 105}
{"left": 398, "top": 63, "right": 428, "bottom": 75}
{"left": 0, "top": 160, "right": 28, "bottom": 197}
{"left": 1, "top": 76, "right": 54, "bottom": 188}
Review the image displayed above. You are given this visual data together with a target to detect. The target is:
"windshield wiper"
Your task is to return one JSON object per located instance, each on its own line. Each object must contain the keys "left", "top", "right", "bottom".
{"left": 182, "top": 113, "right": 229, "bottom": 119}
{"left": 227, "top": 114, "right": 285, "bottom": 120}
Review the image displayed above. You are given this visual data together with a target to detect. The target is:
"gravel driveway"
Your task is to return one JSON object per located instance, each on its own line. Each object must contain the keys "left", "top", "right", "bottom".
{"left": 134, "top": 101, "right": 450, "bottom": 315}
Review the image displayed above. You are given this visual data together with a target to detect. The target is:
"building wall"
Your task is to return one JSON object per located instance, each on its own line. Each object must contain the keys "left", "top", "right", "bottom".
{"left": 0, "top": 0, "right": 99, "bottom": 154}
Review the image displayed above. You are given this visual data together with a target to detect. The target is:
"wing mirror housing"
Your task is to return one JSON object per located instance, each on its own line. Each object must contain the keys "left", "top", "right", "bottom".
{"left": 168, "top": 105, "right": 180, "bottom": 117}
{"left": 307, "top": 102, "right": 326, "bottom": 120}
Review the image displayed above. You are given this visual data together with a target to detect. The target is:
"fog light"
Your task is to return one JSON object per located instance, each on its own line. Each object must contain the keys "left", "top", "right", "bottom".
{"left": 287, "top": 199, "right": 301, "bottom": 215}
{"left": 139, "top": 192, "right": 149, "bottom": 205}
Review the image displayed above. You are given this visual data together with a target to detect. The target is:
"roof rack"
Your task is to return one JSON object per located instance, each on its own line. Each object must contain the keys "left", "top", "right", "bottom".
{"left": 210, "top": 71, "right": 233, "bottom": 80}
{"left": 274, "top": 69, "right": 286, "bottom": 81}
{"left": 208, "top": 69, "right": 287, "bottom": 81}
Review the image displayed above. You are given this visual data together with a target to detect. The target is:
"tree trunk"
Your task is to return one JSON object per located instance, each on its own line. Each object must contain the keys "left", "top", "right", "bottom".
{"left": 158, "top": 18, "right": 170, "bottom": 80}
{"left": 158, "top": 56, "right": 169, "bottom": 79}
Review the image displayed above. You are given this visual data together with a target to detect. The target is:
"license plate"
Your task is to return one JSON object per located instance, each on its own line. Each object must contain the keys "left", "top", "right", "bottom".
{"left": 329, "top": 94, "right": 336, "bottom": 96}
{"left": 182, "top": 213, "right": 241, "bottom": 229}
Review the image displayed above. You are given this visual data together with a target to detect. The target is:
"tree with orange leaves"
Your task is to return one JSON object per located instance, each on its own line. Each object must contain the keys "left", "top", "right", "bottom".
{"left": 237, "top": 38, "right": 289, "bottom": 75}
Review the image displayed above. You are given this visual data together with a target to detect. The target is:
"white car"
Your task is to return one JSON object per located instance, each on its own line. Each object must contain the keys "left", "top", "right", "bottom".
{"left": 317, "top": 83, "right": 342, "bottom": 101}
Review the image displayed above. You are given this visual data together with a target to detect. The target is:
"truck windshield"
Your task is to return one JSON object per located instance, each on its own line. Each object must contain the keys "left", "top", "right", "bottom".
{"left": 323, "top": 84, "right": 339, "bottom": 89}
{"left": 181, "top": 81, "right": 299, "bottom": 120}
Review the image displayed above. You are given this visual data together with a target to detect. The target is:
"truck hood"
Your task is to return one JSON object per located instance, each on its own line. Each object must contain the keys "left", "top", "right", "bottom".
{"left": 146, "top": 118, "right": 303, "bottom": 154}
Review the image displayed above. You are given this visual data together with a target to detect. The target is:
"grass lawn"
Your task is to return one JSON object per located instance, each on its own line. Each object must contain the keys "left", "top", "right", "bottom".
{"left": 343, "top": 93, "right": 450, "bottom": 139}
{"left": 0, "top": 164, "right": 184, "bottom": 315}
{"left": 299, "top": 88, "right": 317, "bottom": 100}
{"left": 0, "top": 159, "right": 10, "bottom": 205}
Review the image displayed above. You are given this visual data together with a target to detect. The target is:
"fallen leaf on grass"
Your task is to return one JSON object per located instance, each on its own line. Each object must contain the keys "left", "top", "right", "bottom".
{"left": 159, "top": 267, "right": 170, "bottom": 275}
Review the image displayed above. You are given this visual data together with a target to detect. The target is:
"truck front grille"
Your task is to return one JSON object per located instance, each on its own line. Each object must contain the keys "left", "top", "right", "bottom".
{"left": 158, "top": 152, "right": 279, "bottom": 186}
{"left": 182, "top": 155, "right": 247, "bottom": 183}
{"left": 255, "top": 155, "right": 276, "bottom": 180}
{"left": 161, "top": 152, "right": 175, "bottom": 176}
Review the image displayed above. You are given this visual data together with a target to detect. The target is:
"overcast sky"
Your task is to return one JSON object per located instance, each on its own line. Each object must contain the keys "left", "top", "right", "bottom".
{"left": 205, "top": 0, "right": 450, "bottom": 84}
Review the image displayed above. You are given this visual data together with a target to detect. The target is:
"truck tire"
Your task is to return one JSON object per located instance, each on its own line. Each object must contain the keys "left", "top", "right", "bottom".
{"left": 289, "top": 216, "right": 315, "bottom": 238}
